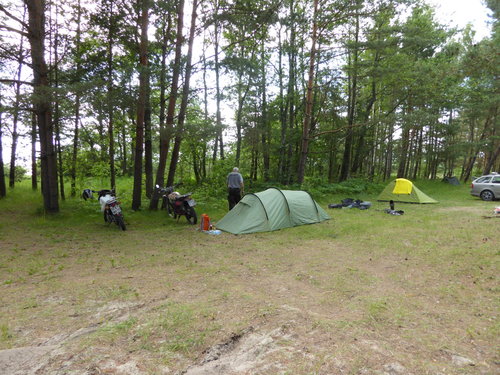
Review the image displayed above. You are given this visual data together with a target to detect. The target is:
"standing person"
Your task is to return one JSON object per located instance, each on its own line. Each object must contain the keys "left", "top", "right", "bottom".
{"left": 227, "top": 167, "right": 244, "bottom": 210}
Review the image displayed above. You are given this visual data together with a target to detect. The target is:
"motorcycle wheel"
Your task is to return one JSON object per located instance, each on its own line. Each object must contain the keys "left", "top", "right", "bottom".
{"left": 167, "top": 202, "right": 177, "bottom": 219}
{"left": 105, "top": 211, "right": 113, "bottom": 224}
{"left": 185, "top": 206, "right": 197, "bottom": 225}
{"left": 116, "top": 215, "right": 127, "bottom": 231}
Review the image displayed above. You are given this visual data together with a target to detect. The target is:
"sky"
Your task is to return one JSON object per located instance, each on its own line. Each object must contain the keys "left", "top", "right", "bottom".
{"left": 426, "top": 0, "right": 493, "bottom": 40}
{"left": 1, "top": 0, "right": 494, "bottom": 168}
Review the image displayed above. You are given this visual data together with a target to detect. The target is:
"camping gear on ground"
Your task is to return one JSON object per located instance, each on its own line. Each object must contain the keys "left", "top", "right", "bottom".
{"left": 200, "top": 214, "right": 211, "bottom": 231}
{"left": 377, "top": 178, "right": 438, "bottom": 204}
{"left": 328, "top": 198, "right": 371, "bottom": 210}
{"left": 216, "top": 188, "right": 330, "bottom": 234}
{"left": 384, "top": 209, "right": 405, "bottom": 215}
{"left": 82, "top": 189, "right": 126, "bottom": 231}
{"left": 384, "top": 199, "right": 403, "bottom": 214}
{"left": 442, "top": 176, "right": 460, "bottom": 185}
{"left": 155, "top": 184, "right": 197, "bottom": 225}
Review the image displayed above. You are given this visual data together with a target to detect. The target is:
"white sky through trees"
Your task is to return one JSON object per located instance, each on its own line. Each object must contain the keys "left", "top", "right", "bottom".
{"left": 428, "top": 0, "right": 492, "bottom": 40}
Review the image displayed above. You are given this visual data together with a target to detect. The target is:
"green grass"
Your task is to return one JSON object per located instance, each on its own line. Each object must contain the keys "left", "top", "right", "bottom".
{"left": 0, "top": 178, "right": 498, "bottom": 373}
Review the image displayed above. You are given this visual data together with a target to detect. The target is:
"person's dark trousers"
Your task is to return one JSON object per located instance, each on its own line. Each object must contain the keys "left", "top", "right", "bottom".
{"left": 228, "top": 188, "right": 241, "bottom": 210}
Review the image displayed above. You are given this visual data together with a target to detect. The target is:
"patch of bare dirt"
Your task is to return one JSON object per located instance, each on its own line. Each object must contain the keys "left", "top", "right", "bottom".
{"left": 182, "top": 326, "right": 291, "bottom": 374}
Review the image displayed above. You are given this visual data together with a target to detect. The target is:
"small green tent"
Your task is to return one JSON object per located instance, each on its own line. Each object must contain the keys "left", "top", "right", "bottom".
{"left": 377, "top": 178, "right": 438, "bottom": 204}
{"left": 216, "top": 188, "right": 330, "bottom": 234}
{"left": 442, "top": 176, "right": 460, "bottom": 185}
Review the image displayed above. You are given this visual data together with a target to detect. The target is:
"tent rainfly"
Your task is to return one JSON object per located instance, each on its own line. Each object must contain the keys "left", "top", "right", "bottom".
{"left": 442, "top": 176, "right": 460, "bottom": 185}
{"left": 377, "top": 178, "right": 438, "bottom": 204}
{"left": 216, "top": 188, "right": 330, "bottom": 234}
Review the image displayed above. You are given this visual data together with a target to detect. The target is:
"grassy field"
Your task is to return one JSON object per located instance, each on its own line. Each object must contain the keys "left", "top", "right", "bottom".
{"left": 0, "top": 180, "right": 498, "bottom": 374}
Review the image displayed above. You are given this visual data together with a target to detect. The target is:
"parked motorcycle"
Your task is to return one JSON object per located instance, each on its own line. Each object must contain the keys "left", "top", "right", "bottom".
{"left": 82, "top": 188, "right": 126, "bottom": 231}
{"left": 155, "top": 184, "right": 197, "bottom": 225}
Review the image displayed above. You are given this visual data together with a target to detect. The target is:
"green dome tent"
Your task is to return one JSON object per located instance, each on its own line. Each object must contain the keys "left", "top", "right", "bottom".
{"left": 216, "top": 188, "right": 330, "bottom": 234}
{"left": 377, "top": 178, "right": 438, "bottom": 204}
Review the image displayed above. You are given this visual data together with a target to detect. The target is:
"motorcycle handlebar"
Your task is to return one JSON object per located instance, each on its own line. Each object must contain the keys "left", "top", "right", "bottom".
{"left": 90, "top": 189, "right": 115, "bottom": 199}
{"left": 156, "top": 182, "right": 182, "bottom": 193}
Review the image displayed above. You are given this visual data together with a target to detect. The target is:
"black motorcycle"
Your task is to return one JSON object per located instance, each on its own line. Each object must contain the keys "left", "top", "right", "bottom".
{"left": 83, "top": 188, "right": 126, "bottom": 231}
{"left": 155, "top": 184, "right": 197, "bottom": 225}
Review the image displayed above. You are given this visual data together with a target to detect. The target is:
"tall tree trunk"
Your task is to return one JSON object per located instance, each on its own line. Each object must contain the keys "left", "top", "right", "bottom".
{"left": 213, "top": 0, "right": 223, "bottom": 161}
{"left": 397, "top": 103, "right": 412, "bottom": 178}
{"left": 144, "top": 80, "right": 152, "bottom": 197}
{"left": 328, "top": 126, "right": 338, "bottom": 183}
{"left": 284, "top": 0, "right": 297, "bottom": 185}
{"left": 107, "top": 0, "right": 116, "bottom": 189}
{"left": 0, "top": 94, "right": 6, "bottom": 198}
{"left": 121, "top": 117, "right": 128, "bottom": 175}
{"left": 132, "top": 0, "right": 149, "bottom": 210}
{"left": 277, "top": 26, "right": 287, "bottom": 182}
{"left": 70, "top": 0, "right": 82, "bottom": 197}
{"left": 166, "top": 0, "right": 198, "bottom": 186}
{"left": 53, "top": 5, "right": 65, "bottom": 200}
{"left": 412, "top": 127, "right": 424, "bottom": 180}
{"left": 148, "top": 15, "right": 170, "bottom": 208}
{"left": 339, "top": 4, "right": 360, "bottom": 182}
{"left": 202, "top": 36, "right": 209, "bottom": 180}
{"left": 31, "top": 111, "right": 37, "bottom": 190}
{"left": 151, "top": 0, "right": 183, "bottom": 210}
{"left": 397, "top": 125, "right": 410, "bottom": 178}
{"left": 484, "top": 145, "right": 500, "bottom": 174}
{"left": 26, "top": 0, "right": 59, "bottom": 213}
{"left": 234, "top": 69, "right": 250, "bottom": 166}
{"left": 384, "top": 121, "right": 394, "bottom": 180}
{"left": 260, "top": 38, "right": 270, "bottom": 181}
{"left": 462, "top": 115, "right": 494, "bottom": 181}
{"left": 482, "top": 108, "right": 498, "bottom": 174}
{"left": 352, "top": 79, "right": 376, "bottom": 174}
{"left": 9, "top": 11, "right": 25, "bottom": 188}
{"left": 297, "top": 0, "right": 318, "bottom": 184}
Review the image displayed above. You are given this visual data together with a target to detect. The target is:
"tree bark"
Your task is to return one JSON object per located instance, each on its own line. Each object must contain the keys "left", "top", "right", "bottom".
{"left": 132, "top": 0, "right": 149, "bottom": 210}
{"left": 144, "top": 78, "right": 152, "bottom": 197}
{"left": 284, "top": 0, "right": 297, "bottom": 185}
{"left": 107, "top": 0, "right": 116, "bottom": 190}
{"left": 261, "top": 38, "right": 270, "bottom": 181}
{"left": 213, "top": 0, "right": 223, "bottom": 161}
{"left": 0, "top": 96, "right": 6, "bottom": 198}
{"left": 297, "top": 0, "right": 318, "bottom": 184}
{"left": 151, "top": 0, "right": 183, "bottom": 210}
{"left": 9, "top": 11, "right": 25, "bottom": 188}
{"left": 25, "top": 0, "right": 59, "bottom": 213}
{"left": 52, "top": 4, "right": 65, "bottom": 200}
{"left": 339, "top": 3, "right": 360, "bottom": 182}
{"left": 71, "top": 0, "right": 82, "bottom": 197}
{"left": 166, "top": 0, "right": 198, "bottom": 186}
{"left": 31, "top": 111, "right": 37, "bottom": 190}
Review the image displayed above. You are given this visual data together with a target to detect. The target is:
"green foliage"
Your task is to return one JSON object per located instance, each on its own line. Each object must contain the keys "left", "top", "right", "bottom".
{"left": 4, "top": 164, "right": 27, "bottom": 182}
{"left": 300, "top": 178, "right": 385, "bottom": 200}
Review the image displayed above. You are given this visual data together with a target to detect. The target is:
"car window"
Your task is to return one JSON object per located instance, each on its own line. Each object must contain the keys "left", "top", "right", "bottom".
{"left": 476, "top": 177, "right": 491, "bottom": 183}
{"left": 492, "top": 176, "right": 500, "bottom": 183}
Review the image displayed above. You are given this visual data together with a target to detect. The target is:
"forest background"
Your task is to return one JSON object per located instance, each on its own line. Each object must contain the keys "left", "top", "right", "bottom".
{"left": 0, "top": 0, "right": 498, "bottom": 213}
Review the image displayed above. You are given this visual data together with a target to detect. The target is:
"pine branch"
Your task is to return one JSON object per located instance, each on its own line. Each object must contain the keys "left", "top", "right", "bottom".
{"left": 0, "top": 78, "right": 33, "bottom": 86}
{"left": 0, "top": 5, "right": 29, "bottom": 36}
{"left": 0, "top": 24, "right": 29, "bottom": 38}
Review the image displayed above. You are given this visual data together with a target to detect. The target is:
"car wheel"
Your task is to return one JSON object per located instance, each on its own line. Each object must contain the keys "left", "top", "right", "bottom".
{"left": 480, "top": 190, "right": 494, "bottom": 201}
